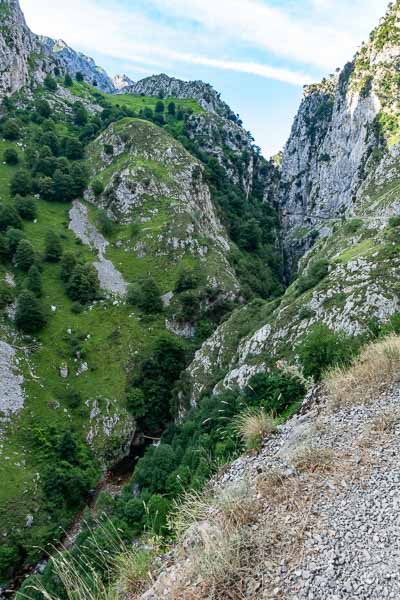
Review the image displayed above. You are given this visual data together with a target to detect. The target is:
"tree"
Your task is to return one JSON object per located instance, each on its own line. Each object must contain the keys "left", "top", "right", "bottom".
{"left": 96, "top": 209, "right": 113, "bottom": 235}
{"left": 175, "top": 265, "right": 202, "bottom": 293}
{"left": 64, "top": 73, "right": 73, "bottom": 87}
{"left": 70, "top": 162, "right": 89, "bottom": 197}
{"left": 15, "top": 239, "right": 35, "bottom": 271}
{"left": 76, "top": 72, "right": 84, "bottom": 82}
{"left": 40, "top": 131, "right": 59, "bottom": 156}
{"left": 3, "top": 119, "right": 20, "bottom": 141}
{"left": 60, "top": 252, "right": 77, "bottom": 283}
{"left": 167, "top": 102, "right": 176, "bottom": 116}
{"left": 3, "top": 148, "right": 19, "bottom": 165}
{"left": 52, "top": 169, "right": 74, "bottom": 202}
{"left": 0, "top": 205, "right": 22, "bottom": 231}
{"left": 66, "top": 263, "right": 99, "bottom": 303}
{"left": 44, "top": 74, "right": 57, "bottom": 91}
{"left": 155, "top": 100, "right": 165, "bottom": 114}
{"left": 133, "top": 444, "right": 177, "bottom": 494}
{"left": 44, "top": 231, "right": 63, "bottom": 262}
{"left": 126, "top": 388, "right": 146, "bottom": 417}
{"left": 26, "top": 264, "right": 42, "bottom": 297}
{"left": 36, "top": 99, "right": 51, "bottom": 119}
{"left": 63, "top": 137, "right": 84, "bottom": 160}
{"left": 5, "top": 228, "right": 24, "bottom": 255}
{"left": 92, "top": 179, "right": 104, "bottom": 196}
{"left": 10, "top": 170, "right": 32, "bottom": 196}
{"left": 15, "top": 290, "right": 47, "bottom": 333}
{"left": 128, "top": 276, "right": 163, "bottom": 314}
{"left": 14, "top": 195, "right": 37, "bottom": 221}
{"left": 73, "top": 102, "right": 88, "bottom": 126}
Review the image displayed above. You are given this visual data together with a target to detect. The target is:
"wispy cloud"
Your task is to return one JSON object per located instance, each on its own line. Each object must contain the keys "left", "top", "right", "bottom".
{"left": 20, "top": 0, "right": 388, "bottom": 86}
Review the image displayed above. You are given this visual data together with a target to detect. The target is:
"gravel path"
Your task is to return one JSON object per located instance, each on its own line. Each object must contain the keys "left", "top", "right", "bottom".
{"left": 69, "top": 201, "right": 128, "bottom": 296}
{"left": 142, "top": 387, "right": 400, "bottom": 599}
{"left": 0, "top": 340, "right": 24, "bottom": 441}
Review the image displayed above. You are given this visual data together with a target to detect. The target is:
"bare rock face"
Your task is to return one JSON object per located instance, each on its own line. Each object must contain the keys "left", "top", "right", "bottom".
{"left": 120, "top": 73, "right": 233, "bottom": 117}
{"left": 0, "top": 0, "right": 38, "bottom": 97}
{"left": 278, "top": 1, "right": 400, "bottom": 271}
{"left": 39, "top": 37, "right": 116, "bottom": 93}
{"left": 112, "top": 73, "right": 134, "bottom": 91}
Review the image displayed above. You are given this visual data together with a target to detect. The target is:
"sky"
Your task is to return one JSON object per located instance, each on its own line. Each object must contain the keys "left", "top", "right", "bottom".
{"left": 19, "top": 0, "right": 390, "bottom": 157}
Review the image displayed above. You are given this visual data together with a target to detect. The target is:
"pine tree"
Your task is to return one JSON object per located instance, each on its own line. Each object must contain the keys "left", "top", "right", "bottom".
{"left": 15, "top": 240, "right": 35, "bottom": 271}
{"left": 26, "top": 264, "right": 42, "bottom": 297}
{"left": 64, "top": 73, "right": 73, "bottom": 87}
{"left": 15, "top": 290, "right": 47, "bottom": 333}
{"left": 45, "top": 231, "right": 63, "bottom": 262}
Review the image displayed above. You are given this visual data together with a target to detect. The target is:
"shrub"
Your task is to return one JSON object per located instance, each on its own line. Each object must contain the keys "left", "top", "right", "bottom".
{"left": 389, "top": 215, "right": 400, "bottom": 228}
{"left": 36, "top": 99, "right": 51, "bottom": 119}
{"left": 297, "top": 324, "right": 357, "bottom": 381}
{"left": 76, "top": 71, "right": 84, "bottom": 82}
{"left": 64, "top": 73, "right": 73, "bottom": 87}
{"left": 0, "top": 282, "right": 14, "bottom": 308}
{"left": 44, "top": 231, "right": 63, "bottom": 262}
{"left": 92, "top": 179, "right": 104, "bottom": 196}
{"left": 60, "top": 252, "right": 77, "bottom": 283}
{"left": 15, "top": 239, "right": 35, "bottom": 271}
{"left": 155, "top": 100, "right": 165, "bottom": 113}
{"left": 175, "top": 265, "right": 202, "bottom": 293}
{"left": 3, "top": 148, "right": 18, "bottom": 165}
{"left": 127, "top": 276, "right": 163, "bottom": 314}
{"left": 96, "top": 209, "right": 113, "bottom": 235}
{"left": 5, "top": 228, "right": 24, "bottom": 255}
{"left": 244, "top": 371, "right": 306, "bottom": 414}
{"left": 133, "top": 444, "right": 177, "bottom": 494}
{"left": 3, "top": 119, "right": 20, "bottom": 141}
{"left": 297, "top": 259, "right": 330, "bottom": 294}
{"left": 0, "top": 204, "right": 22, "bottom": 231}
{"left": 15, "top": 290, "right": 47, "bottom": 333}
{"left": 66, "top": 263, "right": 99, "bottom": 303}
{"left": 145, "top": 495, "right": 170, "bottom": 535}
{"left": 232, "top": 408, "right": 276, "bottom": 452}
{"left": 14, "top": 195, "right": 37, "bottom": 221}
{"left": 10, "top": 169, "right": 32, "bottom": 196}
{"left": 44, "top": 74, "right": 57, "bottom": 91}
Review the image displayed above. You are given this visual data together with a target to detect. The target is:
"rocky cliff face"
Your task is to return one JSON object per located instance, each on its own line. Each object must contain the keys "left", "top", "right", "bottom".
{"left": 112, "top": 73, "right": 134, "bottom": 91}
{"left": 121, "top": 73, "right": 235, "bottom": 118}
{"left": 0, "top": 0, "right": 38, "bottom": 97}
{"left": 40, "top": 37, "right": 116, "bottom": 92}
{"left": 279, "top": 1, "right": 400, "bottom": 271}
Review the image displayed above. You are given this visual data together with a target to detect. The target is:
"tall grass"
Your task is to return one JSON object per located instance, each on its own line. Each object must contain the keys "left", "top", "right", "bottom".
{"left": 325, "top": 334, "right": 400, "bottom": 407}
{"left": 232, "top": 407, "right": 276, "bottom": 451}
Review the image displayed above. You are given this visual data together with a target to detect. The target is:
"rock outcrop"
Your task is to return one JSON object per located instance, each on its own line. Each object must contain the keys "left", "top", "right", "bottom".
{"left": 112, "top": 73, "right": 134, "bottom": 91}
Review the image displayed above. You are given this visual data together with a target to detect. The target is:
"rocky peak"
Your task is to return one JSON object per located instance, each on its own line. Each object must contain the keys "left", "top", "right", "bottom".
{"left": 39, "top": 36, "right": 115, "bottom": 93}
{"left": 120, "top": 73, "right": 236, "bottom": 118}
{"left": 112, "top": 73, "right": 134, "bottom": 91}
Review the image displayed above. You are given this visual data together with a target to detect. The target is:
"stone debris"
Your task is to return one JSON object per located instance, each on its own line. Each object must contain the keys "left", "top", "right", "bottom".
{"left": 0, "top": 340, "right": 24, "bottom": 439}
{"left": 69, "top": 200, "right": 128, "bottom": 296}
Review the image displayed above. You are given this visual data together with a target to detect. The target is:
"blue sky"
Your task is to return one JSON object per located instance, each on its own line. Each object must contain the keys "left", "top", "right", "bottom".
{"left": 20, "top": 0, "right": 389, "bottom": 157}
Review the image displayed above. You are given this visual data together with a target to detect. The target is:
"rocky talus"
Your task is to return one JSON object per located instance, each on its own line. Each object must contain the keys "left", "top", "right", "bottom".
{"left": 140, "top": 385, "right": 400, "bottom": 599}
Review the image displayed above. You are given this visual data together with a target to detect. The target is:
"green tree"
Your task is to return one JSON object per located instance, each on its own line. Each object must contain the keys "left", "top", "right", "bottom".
{"left": 126, "top": 388, "right": 146, "bottom": 417}
{"left": 92, "top": 179, "right": 104, "bottom": 196}
{"left": 64, "top": 73, "right": 73, "bottom": 87}
{"left": 128, "top": 276, "right": 163, "bottom": 314}
{"left": 63, "top": 137, "right": 84, "bottom": 160}
{"left": 70, "top": 162, "right": 89, "bottom": 197}
{"left": 15, "top": 239, "right": 35, "bottom": 271}
{"left": 167, "top": 101, "right": 176, "bottom": 115}
{"left": 36, "top": 99, "right": 51, "bottom": 118}
{"left": 26, "top": 264, "right": 43, "bottom": 297}
{"left": 155, "top": 100, "right": 165, "bottom": 113}
{"left": 3, "top": 148, "right": 18, "bottom": 165}
{"left": 15, "top": 290, "right": 47, "bottom": 333}
{"left": 44, "top": 74, "right": 57, "bottom": 91}
{"left": 60, "top": 252, "right": 77, "bottom": 283}
{"left": 5, "top": 228, "right": 24, "bottom": 255}
{"left": 133, "top": 444, "right": 177, "bottom": 494}
{"left": 96, "top": 209, "right": 113, "bottom": 235}
{"left": 0, "top": 204, "right": 22, "bottom": 231}
{"left": 44, "top": 231, "right": 63, "bottom": 262}
{"left": 3, "top": 119, "right": 20, "bottom": 141}
{"left": 10, "top": 170, "right": 32, "bottom": 196}
{"left": 73, "top": 102, "right": 88, "bottom": 126}
{"left": 66, "top": 263, "right": 99, "bottom": 303}
{"left": 76, "top": 72, "right": 84, "bottom": 82}
{"left": 14, "top": 195, "right": 37, "bottom": 221}
{"left": 52, "top": 169, "right": 74, "bottom": 201}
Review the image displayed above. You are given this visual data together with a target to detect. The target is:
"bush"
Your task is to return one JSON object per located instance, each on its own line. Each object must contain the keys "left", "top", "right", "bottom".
{"left": 44, "top": 231, "right": 63, "bottom": 262}
{"left": 175, "top": 265, "right": 202, "bottom": 293}
{"left": 15, "top": 239, "right": 35, "bottom": 271}
{"left": 92, "top": 179, "right": 105, "bottom": 196}
{"left": 44, "top": 74, "right": 57, "bottom": 91}
{"left": 66, "top": 263, "right": 99, "bottom": 303}
{"left": 96, "top": 209, "right": 113, "bottom": 235}
{"left": 36, "top": 99, "right": 51, "bottom": 119}
{"left": 0, "top": 282, "right": 14, "bottom": 308}
{"left": 297, "top": 259, "right": 330, "bottom": 294}
{"left": 389, "top": 215, "right": 400, "bottom": 228}
{"left": 3, "top": 119, "right": 20, "bottom": 141}
{"left": 64, "top": 73, "right": 73, "bottom": 87}
{"left": 133, "top": 445, "right": 177, "bottom": 494}
{"left": 0, "top": 204, "right": 22, "bottom": 231}
{"left": 297, "top": 324, "right": 357, "bottom": 381}
{"left": 127, "top": 276, "right": 162, "bottom": 314}
{"left": 155, "top": 100, "right": 165, "bottom": 113}
{"left": 10, "top": 169, "right": 32, "bottom": 196}
{"left": 244, "top": 370, "right": 306, "bottom": 414}
{"left": 145, "top": 495, "right": 170, "bottom": 535}
{"left": 60, "top": 252, "right": 77, "bottom": 283}
{"left": 4, "top": 148, "right": 19, "bottom": 165}
{"left": 14, "top": 195, "right": 37, "bottom": 221}
{"left": 76, "top": 72, "right": 84, "bottom": 82}
{"left": 15, "top": 290, "right": 47, "bottom": 333}
{"left": 5, "top": 228, "right": 24, "bottom": 255}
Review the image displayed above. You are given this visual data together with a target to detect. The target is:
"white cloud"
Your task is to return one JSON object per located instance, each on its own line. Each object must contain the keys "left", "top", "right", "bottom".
{"left": 19, "top": 0, "right": 389, "bottom": 87}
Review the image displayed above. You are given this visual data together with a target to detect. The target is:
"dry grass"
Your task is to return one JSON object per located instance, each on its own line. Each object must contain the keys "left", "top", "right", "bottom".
{"left": 291, "top": 446, "right": 334, "bottom": 474}
{"left": 325, "top": 334, "right": 400, "bottom": 408}
{"left": 232, "top": 408, "right": 276, "bottom": 452}
{"left": 370, "top": 409, "right": 400, "bottom": 434}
